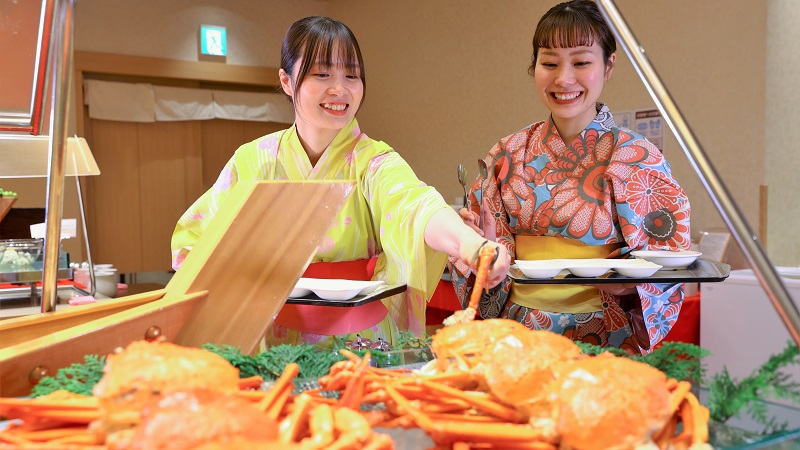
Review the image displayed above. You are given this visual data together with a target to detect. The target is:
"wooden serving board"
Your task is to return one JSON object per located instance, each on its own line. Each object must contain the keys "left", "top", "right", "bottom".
{"left": 0, "top": 181, "right": 353, "bottom": 397}
{"left": 0, "top": 197, "right": 17, "bottom": 224}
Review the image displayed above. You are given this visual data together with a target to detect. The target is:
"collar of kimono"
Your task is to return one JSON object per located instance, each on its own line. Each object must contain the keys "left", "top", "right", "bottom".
{"left": 541, "top": 102, "right": 611, "bottom": 147}
{"left": 284, "top": 118, "right": 363, "bottom": 177}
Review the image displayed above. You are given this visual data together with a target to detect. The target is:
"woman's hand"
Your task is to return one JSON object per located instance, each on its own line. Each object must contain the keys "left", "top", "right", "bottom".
{"left": 458, "top": 196, "right": 497, "bottom": 241}
{"left": 486, "top": 243, "right": 511, "bottom": 287}
{"left": 463, "top": 239, "right": 510, "bottom": 288}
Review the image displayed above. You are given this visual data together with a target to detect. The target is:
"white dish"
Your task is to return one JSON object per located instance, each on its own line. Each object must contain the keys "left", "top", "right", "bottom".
{"left": 514, "top": 260, "right": 564, "bottom": 278}
{"left": 613, "top": 261, "right": 662, "bottom": 277}
{"left": 630, "top": 250, "right": 702, "bottom": 270}
{"left": 516, "top": 258, "right": 664, "bottom": 279}
{"left": 289, "top": 287, "right": 312, "bottom": 297}
{"left": 562, "top": 258, "right": 614, "bottom": 278}
{"left": 291, "top": 278, "right": 385, "bottom": 301}
{"left": 565, "top": 265, "right": 612, "bottom": 278}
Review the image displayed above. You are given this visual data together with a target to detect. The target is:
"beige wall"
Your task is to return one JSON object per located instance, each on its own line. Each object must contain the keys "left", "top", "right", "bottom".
{"left": 767, "top": 0, "right": 800, "bottom": 266}
{"left": 7, "top": 1, "right": 789, "bottom": 266}
{"left": 335, "top": 0, "right": 769, "bottom": 263}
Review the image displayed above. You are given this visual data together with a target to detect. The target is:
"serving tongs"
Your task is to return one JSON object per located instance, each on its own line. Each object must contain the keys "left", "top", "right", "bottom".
{"left": 457, "top": 164, "right": 468, "bottom": 208}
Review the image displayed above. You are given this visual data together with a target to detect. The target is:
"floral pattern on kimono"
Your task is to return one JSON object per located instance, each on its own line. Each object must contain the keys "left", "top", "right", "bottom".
{"left": 448, "top": 103, "right": 691, "bottom": 353}
{"left": 172, "top": 119, "right": 449, "bottom": 346}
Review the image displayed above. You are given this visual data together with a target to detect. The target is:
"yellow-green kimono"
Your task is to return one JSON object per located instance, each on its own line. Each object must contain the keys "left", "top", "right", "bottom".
{"left": 171, "top": 119, "right": 449, "bottom": 346}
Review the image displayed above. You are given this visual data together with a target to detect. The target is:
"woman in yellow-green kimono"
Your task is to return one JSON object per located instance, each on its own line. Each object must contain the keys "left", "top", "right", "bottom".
{"left": 171, "top": 16, "right": 509, "bottom": 347}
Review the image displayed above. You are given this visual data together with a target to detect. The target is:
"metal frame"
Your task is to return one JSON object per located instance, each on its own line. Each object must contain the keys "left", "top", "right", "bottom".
{"left": 0, "top": 0, "right": 55, "bottom": 134}
{"left": 40, "top": 0, "right": 76, "bottom": 312}
{"left": 595, "top": 0, "right": 800, "bottom": 346}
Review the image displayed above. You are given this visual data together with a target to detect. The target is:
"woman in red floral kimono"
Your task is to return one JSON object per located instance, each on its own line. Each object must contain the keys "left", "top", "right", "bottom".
{"left": 448, "top": 0, "right": 691, "bottom": 354}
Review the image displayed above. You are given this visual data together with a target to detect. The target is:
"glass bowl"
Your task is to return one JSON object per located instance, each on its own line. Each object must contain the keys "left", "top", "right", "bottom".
{"left": 0, "top": 238, "right": 44, "bottom": 272}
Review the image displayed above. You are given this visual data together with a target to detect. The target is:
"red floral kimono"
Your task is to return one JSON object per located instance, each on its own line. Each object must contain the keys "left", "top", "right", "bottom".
{"left": 448, "top": 103, "right": 691, "bottom": 353}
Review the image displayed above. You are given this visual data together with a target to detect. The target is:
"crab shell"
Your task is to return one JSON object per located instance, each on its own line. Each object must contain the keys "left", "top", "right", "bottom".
{"left": 481, "top": 329, "right": 583, "bottom": 408}
{"left": 546, "top": 355, "right": 672, "bottom": 450}
{"left": 431, "top": 318, "right": 533, "bottom": 367}
{"left": 92, "top": 341, "right": 241, "bottom": 437}
{"left": 125, "top": 389, "right": 278, "bottom": 450}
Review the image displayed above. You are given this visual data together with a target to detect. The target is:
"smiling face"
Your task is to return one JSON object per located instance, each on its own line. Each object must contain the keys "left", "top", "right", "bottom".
{"left": 533, "top": 42, "right": 614, "bottom": 138}
{"left": 279, "top": 17, "right": 366, "bottom": 155}
{"left": 280, "top": 46, "right": 364, "bottom": 140}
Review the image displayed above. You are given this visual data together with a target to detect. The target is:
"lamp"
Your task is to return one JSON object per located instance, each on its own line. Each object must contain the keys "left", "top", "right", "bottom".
{"left": 0, "top": 135, "right": 99, "bottom": 178}
{"left": 0, "top": 135, "right": 101, "bottom": 305}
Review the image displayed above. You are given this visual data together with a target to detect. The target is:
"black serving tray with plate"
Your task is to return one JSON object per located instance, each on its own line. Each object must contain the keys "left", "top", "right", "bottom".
{"left": 509, "top": 258, "right": 730, "bottom": 284}
{"left": 285, "top": 283, "right": 407, "bottom": 307}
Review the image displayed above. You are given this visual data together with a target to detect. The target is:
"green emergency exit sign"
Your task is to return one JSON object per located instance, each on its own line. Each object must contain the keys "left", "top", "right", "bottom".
{"left": 200, "top": 25, "right": 227, "bottom": 56}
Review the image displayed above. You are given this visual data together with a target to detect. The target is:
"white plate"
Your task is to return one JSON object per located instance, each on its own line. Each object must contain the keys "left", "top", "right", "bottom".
{"left": 562, "top": 258, "right": 614, "bottom": 278}
{"left": 516, "top": 258, "right": 664, "bottom": 279}
{"left": 514, "top": 260, "right": 564, "bottom": 278}
{"left": 613, "top": 260, "right": 662, "bottom": 277}
{"left": 630, "top": 250, "right": 702, "bottom": 270}
{"left": 565, "top": 265, "right": 612, "bottom": 278}
{"left": 289, "top": 287, "right": 312, "bottom": 297}
{"left": 291, "top": 278, "right": 385, "bottom": 301}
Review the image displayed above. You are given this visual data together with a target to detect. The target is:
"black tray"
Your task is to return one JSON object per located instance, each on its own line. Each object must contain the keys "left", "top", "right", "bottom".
{"left": 509, "top": 258, "right": 730, "bottom": 284}
{"left": 285, "top": 283, "right": 407, "bottom": 307}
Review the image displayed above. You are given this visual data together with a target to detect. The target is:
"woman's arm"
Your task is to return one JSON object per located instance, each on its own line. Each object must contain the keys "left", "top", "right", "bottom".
{"left": 424, "top": 207, "right": 509, "bottom": 288}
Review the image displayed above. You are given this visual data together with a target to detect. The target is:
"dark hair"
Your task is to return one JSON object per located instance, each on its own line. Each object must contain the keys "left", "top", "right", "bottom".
{"left": 528, "top": 0, "right": 616, "bottom": 76}
{"left": 281, "top": 16, "right": 366, "bottom": 107}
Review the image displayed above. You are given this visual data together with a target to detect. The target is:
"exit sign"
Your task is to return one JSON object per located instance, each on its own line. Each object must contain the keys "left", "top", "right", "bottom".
{"left": 200, "top": 25, "right": 227, "bottom": 57}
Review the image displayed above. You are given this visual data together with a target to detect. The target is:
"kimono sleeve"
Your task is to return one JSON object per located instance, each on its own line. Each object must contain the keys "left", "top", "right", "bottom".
{"left": 606, "top": 133, "right": 692, "bottom": 350}
{"left": 170, "top": 155, "right": 241, "bottom": 270}
{"left": 360, "top": 151, "right": 450, "bottom": 297}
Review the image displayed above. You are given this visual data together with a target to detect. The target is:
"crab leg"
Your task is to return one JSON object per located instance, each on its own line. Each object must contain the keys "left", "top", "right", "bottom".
{"left": 300, "top": 403, "right": 336, "bottom": 449}
{"left": 672, "top": 392, "right": 709, "bottom": 447}
{"left": 338, "top": 352, "right": 372, "bottom": 409}
{"left": 384, "top": 384, "right": 554, "bottom": 445}
{"left": 237, "top": 375, "right": 264, "bottom": 390}
{"left": 467, "top": 243, "right": 497, "bottom": 311}
{"left": 257, "top": 362, "right": 299, "bottom": 414}
{"left": 393, "top": 378, "right": 525, "bottom": 423}
{"left": 279, "top": 393, "right": 314, "bottom": 443}
{"left": 444, "top": 243, "right": 497, "bottom": 325}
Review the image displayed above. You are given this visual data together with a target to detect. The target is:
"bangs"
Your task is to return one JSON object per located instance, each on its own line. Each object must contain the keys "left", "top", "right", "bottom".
{"left": 534, "top": 18, "right": 597, "bottom": 50}
{"left": 299, "top": 36, "right": 363, "bottom": 77}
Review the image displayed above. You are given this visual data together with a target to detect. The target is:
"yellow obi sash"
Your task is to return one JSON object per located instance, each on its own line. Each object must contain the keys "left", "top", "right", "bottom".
{"left": 511, "top": 236, "right": 623, "bottom": 314}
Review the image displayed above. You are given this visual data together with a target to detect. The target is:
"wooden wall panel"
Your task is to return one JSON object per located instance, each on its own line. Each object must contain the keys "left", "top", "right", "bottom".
{"left": 84, "top": 117, "right": 285, "bottom": 274}
{"left": 138, "top": 121, "right": 202, "bottom": 271}
{"left": 201, "top": 120, "right": 245, "bottom": 190}
{"left": 201, "top": 120, "right": 288, "bottom": 190}
{"left": 84, "top": 120, "right": 142, "bottom": 272}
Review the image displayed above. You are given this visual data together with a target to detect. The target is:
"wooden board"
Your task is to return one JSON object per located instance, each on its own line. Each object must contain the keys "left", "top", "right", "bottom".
{"left": 0, "top": 291, "right": 206, "bottom": 397}
{"left": 0, "top": 181, "right": 352, "bottom": 396}
{"left": 0, "top": 197, "right": 17, "bottom": 223}
{"left": 0, "top": 289, "right": 166, "bottom": 349}
{"left": 167, "top": 180, "right": 354, "bottom": 352}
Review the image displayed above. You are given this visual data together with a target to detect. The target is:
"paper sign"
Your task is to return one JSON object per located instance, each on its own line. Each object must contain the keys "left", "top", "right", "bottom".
{"left": 614, "top": 108, "right": 665, "bottom": 152}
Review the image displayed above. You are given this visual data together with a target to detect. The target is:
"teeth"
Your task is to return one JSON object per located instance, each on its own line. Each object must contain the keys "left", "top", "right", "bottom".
{"left": 322, "top": 103, "right": 346, "bottom": 111}
{"left": 554, "top": 92, "right": 581, "bottom": 101}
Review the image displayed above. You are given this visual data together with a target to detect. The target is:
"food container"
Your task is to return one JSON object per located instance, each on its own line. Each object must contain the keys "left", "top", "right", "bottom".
{"left": 0, "top": 238, "right": 43, "bottom": 272}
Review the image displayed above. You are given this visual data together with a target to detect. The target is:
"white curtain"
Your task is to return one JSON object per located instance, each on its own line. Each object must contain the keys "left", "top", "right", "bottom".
{"left": 84, "top": 79, "right": 294, "bottom": 124}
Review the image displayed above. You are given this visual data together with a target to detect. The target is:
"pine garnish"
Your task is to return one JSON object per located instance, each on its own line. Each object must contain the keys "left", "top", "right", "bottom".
{"left": 706, "top": 341, "right": 800, "bottom": 434}
{"left": 203, "top": 343, "right": 347, "bottom": 381}
{"left": 30, "top": 355, "right": 106, "bottom": 397}
{"left": 576, "top": 341, "right": 709, "bottom": 384}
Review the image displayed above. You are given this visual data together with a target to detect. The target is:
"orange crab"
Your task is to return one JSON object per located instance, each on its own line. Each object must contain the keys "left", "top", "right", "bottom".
{"left": 538, "top": 355, "right": 676, "bottom": 450}
{"left": 90, "top": 340, "right": 242, "bottom": 444}
{"left": 380, "top": 319, "right": 710, "bottom": 449}
{"left": 124, "top": 388, "right": 279, "bottom": 450}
